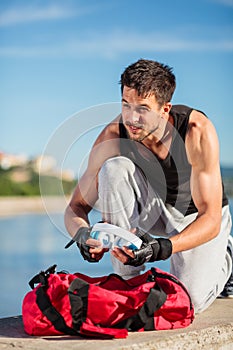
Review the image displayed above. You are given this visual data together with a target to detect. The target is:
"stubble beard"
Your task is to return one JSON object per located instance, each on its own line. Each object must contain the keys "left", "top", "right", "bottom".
{"left": 125, "top": 122, "right": 160, "bottom": 143}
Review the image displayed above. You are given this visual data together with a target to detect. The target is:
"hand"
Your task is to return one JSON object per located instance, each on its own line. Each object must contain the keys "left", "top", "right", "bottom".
{"left": 86, "top": 237, "right": 109, "bottom": 261}
{"left": 67, "top": 227, "right": 108, "bottom": 263}
{"left": 112, "top": 231, "right": 172, "bottom": 267}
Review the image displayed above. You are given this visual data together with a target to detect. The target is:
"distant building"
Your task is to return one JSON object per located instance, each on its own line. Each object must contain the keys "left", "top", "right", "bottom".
{"left": 33, "top": 155, "right": 75, "bottom": 181}
{"left": 33, "top": 155, "right": 57, "bottom": 174}
{"left": 61, "top": 169, "right": 75, "bottom": 181}
{"left": 0, "top": 152, "right": 28, "bottom": 170}
{"left": 0, "top": 152, "right": 75, "bottom": 182}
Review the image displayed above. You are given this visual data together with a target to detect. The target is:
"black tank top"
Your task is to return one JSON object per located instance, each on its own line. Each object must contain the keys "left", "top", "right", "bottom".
{"left": 119, "top": 104, "right": 228, "bottom": 216}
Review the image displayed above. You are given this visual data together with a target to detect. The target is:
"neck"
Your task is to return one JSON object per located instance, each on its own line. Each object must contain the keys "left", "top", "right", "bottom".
{"left": 139, "top": 114, "right": 174, "bottom": 152}
{"left": 136, "top": 125, "right": 159, "bottom": 142}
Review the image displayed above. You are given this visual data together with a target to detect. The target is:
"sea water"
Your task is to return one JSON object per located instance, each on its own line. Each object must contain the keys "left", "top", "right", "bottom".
{"left": 0, "top": 201, "right": 232, "bottom": 318}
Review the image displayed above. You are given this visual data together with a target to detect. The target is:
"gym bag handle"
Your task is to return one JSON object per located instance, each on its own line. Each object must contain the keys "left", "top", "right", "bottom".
{"left": 29, "top": 265, "right": 79, "bottom": 336}
{"left": 68, "top": 270, "right": 167, "bottom": 332}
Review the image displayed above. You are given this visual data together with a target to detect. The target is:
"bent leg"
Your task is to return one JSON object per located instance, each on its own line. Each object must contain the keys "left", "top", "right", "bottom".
{"left": 170, "top": 205, "right": 232, "bottom": 313}
{"left": 97, "top": 156, "right": 146, "bottom": 278}
{"left": 97, "top": 156, "right": 168, "bottom": 279}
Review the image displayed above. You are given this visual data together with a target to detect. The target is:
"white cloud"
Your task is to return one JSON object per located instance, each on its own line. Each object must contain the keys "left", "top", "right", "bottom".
{"left": 0, "top": 3, "right": 93, "bottom": 26}
{"left": 78, "top": 34, "right": 233, "bottom": 55}
{"left": 0, "top": 31, "right": 232, "bottom": 58}
{"left": 210, "top": 0, "right": 233, "bottom": 7}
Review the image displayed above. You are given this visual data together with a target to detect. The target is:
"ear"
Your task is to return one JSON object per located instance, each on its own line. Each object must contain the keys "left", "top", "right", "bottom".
{"left": 163, "top": 102, "right": 172, "bottom": 114}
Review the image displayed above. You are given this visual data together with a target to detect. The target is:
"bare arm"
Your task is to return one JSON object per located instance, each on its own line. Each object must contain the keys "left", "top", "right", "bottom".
{"left": 170, "top": 110, "right": 223, "bottom": 253}
{"left": 64, "top": 171, "right": 98, "bottom": 236}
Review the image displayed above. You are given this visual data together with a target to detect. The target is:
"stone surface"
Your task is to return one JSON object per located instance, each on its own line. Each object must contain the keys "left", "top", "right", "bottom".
{"left": 0, "top": 298, "right": 233, "bottom": 350}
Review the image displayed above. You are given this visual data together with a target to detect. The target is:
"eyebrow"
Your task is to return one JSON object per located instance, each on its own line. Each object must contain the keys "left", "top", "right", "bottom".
{"left": 121, "top": 98, "right": 151, "bottom": 109}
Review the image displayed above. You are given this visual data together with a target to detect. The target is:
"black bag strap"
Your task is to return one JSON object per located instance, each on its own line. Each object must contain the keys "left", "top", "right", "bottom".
{"left": 29, "top": 264, "right": 80, "bottom": 336}
{"left": 29, "top": 264, "right": 57, "bottom": 289}
{"left": 68, "top": 277, "right": 90, "bottom": 331}
{"left": 36, "top": 285, "right": 79, "bottom": 336}
{"left": 114, "top": 281, "right": 167, "bottom": 331}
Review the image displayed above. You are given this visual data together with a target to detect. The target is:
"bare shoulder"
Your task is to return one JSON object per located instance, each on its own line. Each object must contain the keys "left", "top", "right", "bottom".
{"left": 87, "top": 115, "right": 121, "bottom": 172}
{"left": 94, "top": 115, "right": 121, "bottom": 144}
{"left": 187, "top": 110, "right": 216, "bottom": 137}
{"left": 186, "top": 110, "right": 219, "bottom": 168}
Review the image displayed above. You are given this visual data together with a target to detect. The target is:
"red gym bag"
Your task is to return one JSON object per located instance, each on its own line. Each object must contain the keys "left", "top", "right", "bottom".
{"left": 22, "top": 265, "right": 194, "bottom": 339}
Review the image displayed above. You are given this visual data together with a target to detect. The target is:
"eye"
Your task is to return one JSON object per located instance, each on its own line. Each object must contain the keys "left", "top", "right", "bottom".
{"left": 137, "top": 106, "right": 150, "bottom": 114}
{"left": 122, "top": 102, "right": 130, "bottom": 109}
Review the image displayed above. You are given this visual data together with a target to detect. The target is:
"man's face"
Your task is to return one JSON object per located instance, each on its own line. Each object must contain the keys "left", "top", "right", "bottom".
{"left": 121, "top": 86, "right": 169, "bottom": 142}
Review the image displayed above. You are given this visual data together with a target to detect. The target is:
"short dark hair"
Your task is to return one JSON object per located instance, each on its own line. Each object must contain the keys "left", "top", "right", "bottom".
{"left": 120, "top": 59, "right": 176, "bottom": 106}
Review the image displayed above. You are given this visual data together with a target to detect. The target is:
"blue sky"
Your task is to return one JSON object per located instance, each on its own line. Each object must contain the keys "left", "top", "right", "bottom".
{"left": 1, "top": 0, "right": 233, "bottom": 173}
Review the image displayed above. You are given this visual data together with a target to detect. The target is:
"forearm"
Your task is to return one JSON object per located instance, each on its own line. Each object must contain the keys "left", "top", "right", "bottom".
{"left": 64, "top": 204, "right": 90, "bottom": 237}
{"left": 170, "top": 212, "right": 221, "bottom": 254}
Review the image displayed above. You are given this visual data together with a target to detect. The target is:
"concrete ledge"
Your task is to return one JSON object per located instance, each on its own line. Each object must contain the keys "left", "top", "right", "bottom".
{"left": 0, "top": 298, "right": 232, "bottom": 350}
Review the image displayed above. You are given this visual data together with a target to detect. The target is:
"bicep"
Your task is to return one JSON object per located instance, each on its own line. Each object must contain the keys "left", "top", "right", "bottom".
{"left": 187, "top": 113, "right": 222, "bottom": 217}
{"left": 190, "top": 166, "right": 222, "bottom": 217}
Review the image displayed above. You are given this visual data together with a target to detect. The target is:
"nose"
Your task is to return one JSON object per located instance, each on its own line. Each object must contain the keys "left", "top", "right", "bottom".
{"left": 130, "top": 108, "right": 140, "bottom": 123}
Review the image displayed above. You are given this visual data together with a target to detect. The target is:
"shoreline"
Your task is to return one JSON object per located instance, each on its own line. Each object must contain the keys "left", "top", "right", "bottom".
{"left": 1, "top": 196, "right": 232, "bottom": 221}
{"left": 0, "top": 196, "right": 70, "bottom": 218}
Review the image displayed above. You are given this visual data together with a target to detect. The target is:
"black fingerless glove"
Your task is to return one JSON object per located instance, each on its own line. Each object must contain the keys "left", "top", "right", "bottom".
{"left": 124, "top": 230, "right": 172, "bottom": 267}
{"left": 65, "top": 227, "right": 98, "bottom": 263}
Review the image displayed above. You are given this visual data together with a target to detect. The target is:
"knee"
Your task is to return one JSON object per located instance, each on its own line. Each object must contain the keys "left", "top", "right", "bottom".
{"left": 98, "top": 156, "right": 135, "bottom": 183}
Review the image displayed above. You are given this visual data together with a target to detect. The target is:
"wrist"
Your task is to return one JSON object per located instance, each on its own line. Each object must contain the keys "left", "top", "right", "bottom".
{"left": 156, "top": 238, "right": 172, "bottom": 260}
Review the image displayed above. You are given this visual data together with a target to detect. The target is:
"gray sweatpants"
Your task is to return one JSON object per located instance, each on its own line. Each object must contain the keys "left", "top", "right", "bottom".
{"left": 97, "top": 156, "right": 232, "bottom": 313}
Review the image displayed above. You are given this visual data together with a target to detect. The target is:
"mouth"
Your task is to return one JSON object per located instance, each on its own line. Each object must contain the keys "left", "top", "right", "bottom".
{"left": 129, "top": 126, "right": 141, "bottom": 134}
{"left": 126, "top": 123, "right": 144, "bottom": 135}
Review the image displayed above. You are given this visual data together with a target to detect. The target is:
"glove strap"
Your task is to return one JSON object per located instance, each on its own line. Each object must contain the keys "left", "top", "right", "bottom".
{"left": 155, "top": 238, "right": 172, "bottom": 260}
